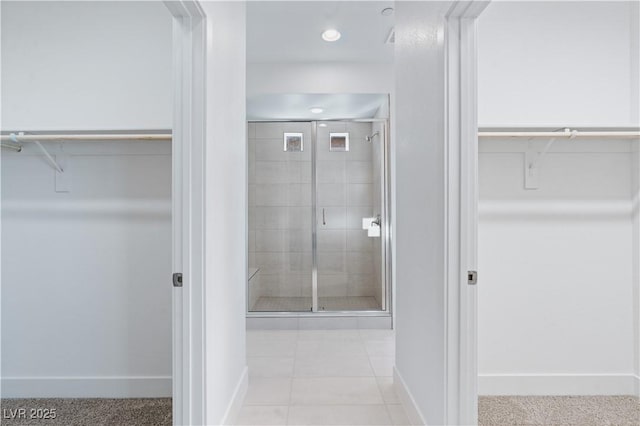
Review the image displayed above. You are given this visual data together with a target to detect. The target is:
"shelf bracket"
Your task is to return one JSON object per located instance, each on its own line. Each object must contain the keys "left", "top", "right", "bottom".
{"left": 524, "top": 128, "right": 577, "bottom": 189}
{"left": 33, "top": 140, "right": 64, "bottom": 173}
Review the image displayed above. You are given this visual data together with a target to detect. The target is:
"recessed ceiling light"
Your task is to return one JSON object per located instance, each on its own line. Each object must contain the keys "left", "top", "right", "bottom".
{"left": 310, "top": 107, "right": 324, "bottom": 114}
{"left": 381, "top": 7, "right": 394, "bottom": 16}
{"left": 318, "top": 123, "right": 328, "bottom": 127}
{"left": 321, "top": 29, "right": 341, "bottom": 42}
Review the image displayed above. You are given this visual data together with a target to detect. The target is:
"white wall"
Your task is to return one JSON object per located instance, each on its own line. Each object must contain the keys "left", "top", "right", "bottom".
{"left": 478, "top": 1, "right": 639, "bottom": 128}
{"left": 1, "top": 1, "right": 173, "bottom": 397}
{"left": 1, "top": 1, "right": 172, "bottom": 131}
{"left": 1, "top": 142, "right": 172, "bottom": 397}
{"left": 202, "top": 2, "right": 248, "bottom": 424}
{"left": 247, "top": 62, "right": 393, "bottom": 97}
{"left": 477, "top": 0, "right": 640, "bottom": 395}
{"left": 477, "top": 139, "right": 636, "bottom": 395}
{"left": 394, "top": 2, "right": 447, "bottom": 424}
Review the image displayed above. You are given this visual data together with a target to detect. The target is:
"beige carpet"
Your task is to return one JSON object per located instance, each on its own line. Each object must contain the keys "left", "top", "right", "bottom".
{"left": 479, "top": 395, "right": 640, "bottom": 426}
{"left": 2, "top": 395, "right": 638, "bottom": 425}
{"left": 0, "top": 398, "right": 171, "bottom": 426}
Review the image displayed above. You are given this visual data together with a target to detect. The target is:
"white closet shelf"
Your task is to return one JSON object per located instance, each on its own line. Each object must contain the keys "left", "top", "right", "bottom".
{"left": 0, "top": 133, "right": 172, "bottom": 142}
{"left": 478, "top": 128, "right": 640, "bottom": 139}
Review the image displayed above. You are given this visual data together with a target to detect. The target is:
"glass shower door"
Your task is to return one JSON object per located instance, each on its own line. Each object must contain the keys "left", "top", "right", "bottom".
{"left": 248, "top": 122, "right": 313, "bottom": 312}
{"left": 315, "top": 121, "right": 386, "bottom": 311}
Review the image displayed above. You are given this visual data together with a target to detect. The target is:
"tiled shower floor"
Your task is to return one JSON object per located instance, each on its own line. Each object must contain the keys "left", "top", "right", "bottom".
{"left": 252, "top": 296, "right": 380, "bottom": 312}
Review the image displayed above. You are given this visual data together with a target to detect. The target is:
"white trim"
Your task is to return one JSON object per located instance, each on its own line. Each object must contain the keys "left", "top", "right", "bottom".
{"left": 1, "top": 377, "right": 171, "bottom": 398}
{"left": 394, "top": 367, "right": 427, "bottom": 426}
{"left": 479, "top": 374, "right": 639, "bottom": 396}
{"left": 221, "top": 367, "right": 249, "bottom": 426}
{"left": 165, "top": 1, "right": 207, "bottom": 425}
{"left": 444, "top": 2, "right": 488, "bottom": 424}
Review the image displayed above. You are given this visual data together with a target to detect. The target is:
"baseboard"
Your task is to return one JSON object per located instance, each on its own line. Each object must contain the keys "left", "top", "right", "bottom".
{"left": 634, "top": 375, "right": 640, "bottom": 397}
{"left": 1, "top": 376, "right": 171, "bottom": 398}
{"left": 221, "top": 366, "right": 248, "bottom": 426}
{"left": 479, "top": 374, "right": 638, "bottom": 396}
{"left": 393, "top": 367, "right": 427, "bottom": 426}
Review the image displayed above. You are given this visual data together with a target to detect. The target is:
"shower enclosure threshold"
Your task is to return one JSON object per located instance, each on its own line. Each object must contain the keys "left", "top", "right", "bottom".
{"left": 251, "top": 296, "right": 380, "bottom": 312}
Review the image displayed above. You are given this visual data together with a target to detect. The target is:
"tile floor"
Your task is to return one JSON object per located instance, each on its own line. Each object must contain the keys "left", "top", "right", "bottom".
{"left": 237, "top": 329, "right": 407, "bottom": 426}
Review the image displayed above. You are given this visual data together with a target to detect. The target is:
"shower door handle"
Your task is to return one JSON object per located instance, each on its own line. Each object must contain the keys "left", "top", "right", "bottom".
{"left": 322, "top": 208, "right": 326, "bottom": 225}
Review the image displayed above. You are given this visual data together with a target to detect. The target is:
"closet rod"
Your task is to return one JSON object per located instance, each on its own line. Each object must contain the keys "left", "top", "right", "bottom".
{"left": 0, "top": 133, "right": 172, "bottom": 142}
{"left": 478, "top": 130, "right": 640, "bottom": 138}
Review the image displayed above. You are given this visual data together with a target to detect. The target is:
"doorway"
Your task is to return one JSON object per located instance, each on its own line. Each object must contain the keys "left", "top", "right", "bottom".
{"left": 247, "top": 119, "right": 391, "bottom": 315}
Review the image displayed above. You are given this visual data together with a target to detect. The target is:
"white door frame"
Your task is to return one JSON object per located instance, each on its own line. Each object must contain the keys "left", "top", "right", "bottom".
{"left": 445, "top": 2, "right": 489, "bottom": 424}
{"left": 164, "top": 1, "right": 207, "bottom": 425}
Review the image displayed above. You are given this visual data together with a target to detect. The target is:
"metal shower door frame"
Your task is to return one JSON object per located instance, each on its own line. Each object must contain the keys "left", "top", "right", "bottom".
{"left": 247, "top": 118, "right": 392, "bottom": 317}
{"left": 311, "top": 118, "right": 390, "bottom": 314}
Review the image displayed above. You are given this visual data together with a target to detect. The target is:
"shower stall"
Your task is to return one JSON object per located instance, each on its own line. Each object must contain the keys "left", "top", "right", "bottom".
{"left": 247, "top": 119, "right": 390, "bottom": 315}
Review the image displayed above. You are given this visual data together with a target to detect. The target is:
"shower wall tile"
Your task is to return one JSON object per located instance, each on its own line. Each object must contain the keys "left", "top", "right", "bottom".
{"left": 317, "top": 229, "right": 347, "bottom": 252}
{"left": 249, "top": 158, "right": 256, "bottom": 183}
{"left": 317, "top": 206, "right": 347, "bottom": 230}
{"left": 255, "top": 139, "right": 311, "bottom": 162}
{"left": 317, "top": 161, "right": 346, "bottom": 183}
{"left": 347, "top": 274, "right": 377, "bottom": 297}
{"left": 347, "top": 252, "right": 374, "bottom": 275}
{"left": 255, "top": 252, "right": 285, "bottom": 274}
{"left": 286, "top": 229, "right": 312, "bottom": 252}
{"left": 288, "top": 206, "right": 313, "bottom": 229}
{"left": 318, "top": 274, "right": 349, "bottom": 297}
{"left": 253, "top": 207, "right": 289, "bottom": 229}
{"left": 248, "top": 230, "right": 256, "bottom": 253}
{"left": 255, "top": 161, "right": 289, "bottom": 183}
{"left": 347, "top": 122, "right": 372, "bottom": 137}
{"left": 285, "top": 252, "right": 313, "bottom": 273}
{"left": 261, "top": 273, "right": 312, "bottom": 299}
{"left": 346, "top": 230, "right": 373, "bottom": 252}
{"left": 346, "top": 138, "right": 373, "bottom": 161}
{"left": 317, "top": 252, "right": 346, "bottom": 274}
{"left": 346, "top": 206, "right": 373, "bottom": 230}
{"left": 248, "top": 140, "right": 256, "bottom": 169}
{"left": 254, "top": 122, "right": 312, "bottom": 140}
{"left": 347, "top": 162, "right": 373, "bottom": 184}
{"left": 299, "top": 162, "right": 312, "bottom": 183}
{"left": 347, "top": 184, "right": 373, "bottom": 207}
{"left": 288, "top": 184, "right": 312, "bottom": 207}
{"left": 255, "top": 230, "right": 286, "bottom": 252}
{"left": 255, "top": 184, "right": 288, "bottom": 206}
{"left": 317, "top": 183, "right": 346, "bottom": 206}
{"left": 248, "top": 184, "right": 256, "bottom": 207}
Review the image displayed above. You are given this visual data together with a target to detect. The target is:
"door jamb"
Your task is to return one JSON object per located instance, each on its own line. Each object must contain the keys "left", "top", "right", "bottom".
{"left": 164, "top": 1, "right": 207, "bottom": 425}
{"left": 444, "top": 2, "right": 489, "bottom": 424}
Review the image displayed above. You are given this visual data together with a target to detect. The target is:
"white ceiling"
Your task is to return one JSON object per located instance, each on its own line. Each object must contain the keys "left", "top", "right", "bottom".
{"left": 247, "top": 1, "right": 395, "bottom": 64}
{"left": 247, "top": 93, "right": 389, "bottom": 120}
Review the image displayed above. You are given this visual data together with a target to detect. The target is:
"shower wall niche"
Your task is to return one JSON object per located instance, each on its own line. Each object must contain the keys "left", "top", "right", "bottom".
{"left": 248, "top": 121, "right": 388, "bottom": 313}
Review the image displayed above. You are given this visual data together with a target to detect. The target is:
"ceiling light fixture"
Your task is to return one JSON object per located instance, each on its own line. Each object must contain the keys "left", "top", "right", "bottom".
{"left": 318, "top": 123, "right": 328, "bottom": 127}
{"left": 321, "top": 29, "right": 341, "bottom": 42}
{"left": 310, "top": 107, "right": 324, "bottom": 114}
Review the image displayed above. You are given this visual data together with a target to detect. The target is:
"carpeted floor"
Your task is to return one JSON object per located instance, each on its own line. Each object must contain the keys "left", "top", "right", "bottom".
{"left": 0, "top": 398, "right": 171, "bottom": 426}
{"left": 479, "top": 395, "right": 640, "bottom": 426}
{"left": 1, "top": 395, "right": 638, "bottom": 425}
